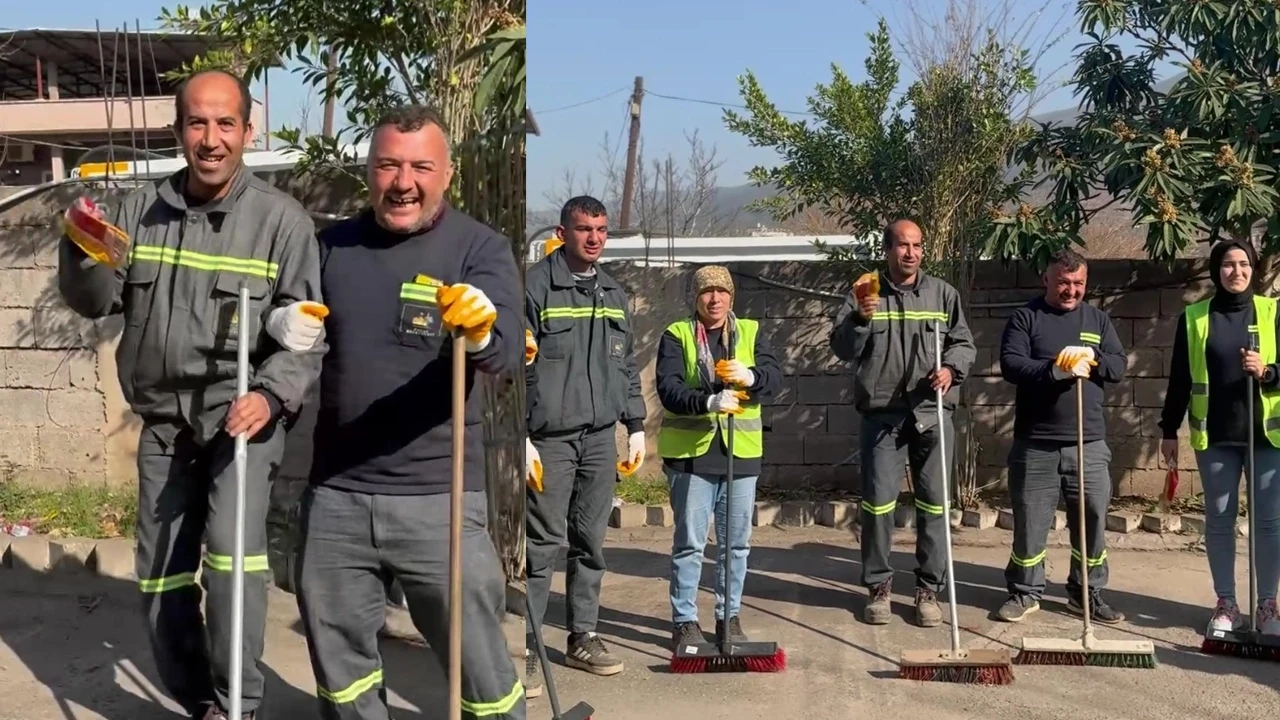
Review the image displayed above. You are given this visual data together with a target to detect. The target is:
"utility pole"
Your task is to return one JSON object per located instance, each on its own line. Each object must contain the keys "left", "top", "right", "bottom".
{"left": 322, "top": 47, "right": 338, "bottom": 137}
{"left": 619, "top": 76, "right": 644, "bottom": 230}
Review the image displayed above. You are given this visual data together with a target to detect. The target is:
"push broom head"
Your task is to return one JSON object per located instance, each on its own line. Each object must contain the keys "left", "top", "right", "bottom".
{"left": 1201, "top": 627, "right": 1280, "bottom": 662}
{"left": 670, "top": 640, "right": 786, "bottom": 674}
{"left": 555, "top": 702, "right": 595, "bottom": 720}
{"left": 1016, "top": 637, "right": 1158, "bottom": 668}
{"left": 898, "top": 648, "right": 1014, "bottom": 685}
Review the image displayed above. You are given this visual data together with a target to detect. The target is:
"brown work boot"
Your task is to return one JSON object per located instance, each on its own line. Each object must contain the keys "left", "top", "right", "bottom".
{"left": 915, "top": 588, "right": 943, "bottom": 628}
{"left": 863, "top": 580, "right": 893, "bottom": 625}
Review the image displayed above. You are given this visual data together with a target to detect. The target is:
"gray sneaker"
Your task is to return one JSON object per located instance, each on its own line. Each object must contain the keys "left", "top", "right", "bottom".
{"left": 914, "top": 588, "right": 942, "bottom": 628}
{"left": 996, "top": 593, "right": 1040, "bottom": 623}
{"left": 672, "top": 621, "right": 705, "bottom": 651}
{"left": 523, "top": 651, "right": 543, "bottom": 699}
{"left": 565, "top": 632, "right": 624, "bottom": 676}
{"left": 864, "top": 580, "right": 893, "bottom": 625}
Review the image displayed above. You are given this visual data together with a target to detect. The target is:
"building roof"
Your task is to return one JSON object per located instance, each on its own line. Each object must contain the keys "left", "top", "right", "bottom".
{"left": 525, "top": 107, "right": 540, "bottom": 135}
{"left": 0, "top": 28, "right": 242, "bottom": 100}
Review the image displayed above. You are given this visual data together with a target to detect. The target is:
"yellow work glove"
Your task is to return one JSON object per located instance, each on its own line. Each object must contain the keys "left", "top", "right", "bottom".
{"left": 1055, "top": 346, "right": 1097, "bottom": 378}
{"left": 439, "top": 283, "right": 497, "bottom": 353}
{"left": 707, "top": 388, "right": 749, "bottom": 415}
{"left": 525, "top": 438, "right": 543, "bottom": 493}
{"left": 525, "top": 328, "right": 538, "bottom": 366}
{"left": 617, "top": 431, "right": 646, "bottom": 476}
{"left": 715, "top": 359, "right": 756, "bottom": 388}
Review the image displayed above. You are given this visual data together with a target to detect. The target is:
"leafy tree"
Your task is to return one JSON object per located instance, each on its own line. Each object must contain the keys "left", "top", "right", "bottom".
{"left": 991, "top": 0, "right": 1280, "bottom": 264}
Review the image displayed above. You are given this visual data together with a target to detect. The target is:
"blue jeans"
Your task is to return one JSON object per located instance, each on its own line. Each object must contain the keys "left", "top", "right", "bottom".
{"left": 666, "top": 469, "right": 758, "bottom": 624}
{"left": 1195, "top": 444, "right": 1280, "bottom": 602}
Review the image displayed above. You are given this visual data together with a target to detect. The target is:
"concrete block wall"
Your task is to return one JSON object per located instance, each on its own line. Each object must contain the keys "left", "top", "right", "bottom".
{"left": 609, "top": 257, "right": 1219, "bottom": 498}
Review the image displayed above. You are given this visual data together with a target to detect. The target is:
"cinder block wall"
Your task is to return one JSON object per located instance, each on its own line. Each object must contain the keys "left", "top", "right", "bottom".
{"left": 609, "top": 258, "right": 1220, "bottom": 498}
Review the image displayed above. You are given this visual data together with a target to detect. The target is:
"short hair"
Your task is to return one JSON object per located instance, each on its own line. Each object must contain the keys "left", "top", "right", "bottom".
{"left": 881, "top": 218, "right": 921, "bottom": 250}
{"left": 1045, "top": 248, "right": 1087, "bottom": 274}
{"left": 174, "top": 69, "right": 253, "bottom": 125}
{"left": 372, "top": 103, "right": 451, "bottom": 139}
{"left": 560, "top": 196, "right": 607, "bottom": 228}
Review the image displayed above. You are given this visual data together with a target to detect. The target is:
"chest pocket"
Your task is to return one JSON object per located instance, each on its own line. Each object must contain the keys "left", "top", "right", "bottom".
{"left": 603, "top": 311, "right": 628, "bottom": 365}
{"left": 212, "top": 271, "right": 273, "bottom": 355}
{"left": 396, "top": 281, "right": 444, "bottom": 347}
{"left": 536, "top": 314, "right": 574, "bottom": 361}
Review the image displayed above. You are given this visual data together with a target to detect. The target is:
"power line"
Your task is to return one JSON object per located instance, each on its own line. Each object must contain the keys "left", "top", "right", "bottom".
{"left": 536, "top": 87, "right": 629, "bottom": 115}
{"left": 645, "top": 89, "right": 814, "bottom": 117}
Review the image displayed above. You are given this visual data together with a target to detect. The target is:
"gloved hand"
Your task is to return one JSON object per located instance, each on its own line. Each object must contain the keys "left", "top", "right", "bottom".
{"left": 715, "top": 359, "right": 755, "bottom": 388}
{"left": 618, "top": 431, "right": 645, "bottom": 476}
{"left": 266, "top": 301, "right": 328, "bottom": 352}
{"left": 1056, "top": 345, "right": 1096, "bottom": 378}
{"left": 525, "top": 328, "right": 538, "bottom": 366}
{"left": 707, "top": 388, "right": 748, "bottom": 415}
{"left": 439, "top": 284, "right": 497, "bottom": 352}
{"left": 63, "top": 196, "right": 130, "bottom": 267}
{"left": 525, "top": 438, "right": 543, "bottom": 493}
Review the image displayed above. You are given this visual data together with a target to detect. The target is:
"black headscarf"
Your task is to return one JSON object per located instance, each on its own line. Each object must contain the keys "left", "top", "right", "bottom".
{"left": 1209, "top": 239, "right": 1258, "bottom": 311}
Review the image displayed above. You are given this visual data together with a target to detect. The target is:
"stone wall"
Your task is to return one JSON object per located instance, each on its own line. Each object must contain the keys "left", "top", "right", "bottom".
{"left": 608, "top": 258, "right": 1223, "bottom": 498}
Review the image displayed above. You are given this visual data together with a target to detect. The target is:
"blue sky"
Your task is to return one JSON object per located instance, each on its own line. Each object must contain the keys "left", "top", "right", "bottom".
{"left": 528, "top": 0, "right": 1165, "bottom": 210}
{"left": 5, "top": 1, "right": 316, "bottom": 143}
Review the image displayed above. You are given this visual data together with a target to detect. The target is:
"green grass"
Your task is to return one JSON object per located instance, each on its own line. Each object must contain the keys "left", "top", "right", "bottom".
{"left": 615, "top": 470, "right": 671, "bottom": 506}
{"left": 0, "top": 482, "right": 137, "bottom": 539}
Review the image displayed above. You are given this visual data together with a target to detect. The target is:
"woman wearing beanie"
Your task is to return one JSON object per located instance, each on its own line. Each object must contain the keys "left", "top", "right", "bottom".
{"left": 654, "top": 265, "right": 783, "bottom": 650}
{"left": 1160, "top": 239, "right": 1280, "bottom": 636}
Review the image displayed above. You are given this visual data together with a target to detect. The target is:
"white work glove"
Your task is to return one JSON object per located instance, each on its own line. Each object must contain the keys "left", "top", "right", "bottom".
{"left": 626, "top": 431, "right": 646, "bottom": 471}
{"left": 525, "top": 438, "right": 543, "bottom": 493}
{"left": 706, "top": 388, "right": 746, "bottom": 415}
{"left": 439, "top": 283, "right": 497, "bottom": 353}
{"left": 716, "top": 359, "right": 755, "bottom": 388}
{"left": 1057, "top": 345, "right": 1096, "bottom": 379}
{"left": 266, "top": 301, "right": 325, "bottom": 352}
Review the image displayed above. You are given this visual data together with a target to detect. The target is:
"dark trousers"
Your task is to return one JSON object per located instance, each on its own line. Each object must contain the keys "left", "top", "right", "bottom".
{"left": 1004, "top": 438, "right": 1112, "bottom": 599}
{"left": 859, "top": 412, "right": 952, "bottom": 592}
{"left": 524, "top": 427, "right": 617, "bottom": 641}
{"left": 295, "top": 486, "right": 523, "bottom": 720}
{"left": 134, "top": 419, "right": 282, "bottom": 715}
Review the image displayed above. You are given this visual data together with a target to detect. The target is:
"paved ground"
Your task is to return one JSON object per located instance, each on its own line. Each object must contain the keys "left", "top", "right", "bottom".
{"left": 1, "top": 525, "right": 1278, "bottom": 720}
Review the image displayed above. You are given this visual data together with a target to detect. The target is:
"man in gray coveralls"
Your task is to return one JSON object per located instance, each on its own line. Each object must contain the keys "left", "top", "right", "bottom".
{"left": 57, "top": 69, "right": 325, "bottom": 720}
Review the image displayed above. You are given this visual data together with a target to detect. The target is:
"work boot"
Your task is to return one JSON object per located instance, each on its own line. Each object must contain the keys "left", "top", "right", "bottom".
{"left": 671, "top": 620, "right": 705, "bottom": 651}
{"left": 914, "top": 588, "right": 943, "bottom": 628}
{"left": 1208, "top": 597, "right": 1245, "bottom": 634}
{"left": 863, "top": 580, "right": 893, "bottom": 625}
{"left": 1068, "top": 590, "right": 1124, "bottom": 624}
{"left": 716, "top": 616, "right": 749, "bottom": 643}
{"left": 1257, "top": 599, "right": 1280, "bottom": 636}
{"left": 996, "top": 593, "right": 1040, "bottom": 623}
{"left": 524, "top": 651, "right": 543, "bottom": 700}
{"left": 566, "top": 632, "right": 624, "bottom": 676}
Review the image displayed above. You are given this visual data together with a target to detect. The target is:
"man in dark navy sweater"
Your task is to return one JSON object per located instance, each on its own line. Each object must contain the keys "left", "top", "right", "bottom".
{"left": 996, "top": 249, "right": 1128, "bottom": 626}
{"left": 285, "top": 105, "right": 525, "bottom": 720}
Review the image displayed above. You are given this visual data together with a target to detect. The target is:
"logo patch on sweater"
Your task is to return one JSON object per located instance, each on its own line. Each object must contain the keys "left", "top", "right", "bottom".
{"left": 608, "top": 333, "right": 624, "bottom": 360}
{"left": 400, "top": 303, "right": 441, "bottom": 337}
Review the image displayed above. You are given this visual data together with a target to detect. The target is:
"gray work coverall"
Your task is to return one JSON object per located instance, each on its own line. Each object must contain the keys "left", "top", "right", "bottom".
{"left": 58, "top": 169, "right": 325, "bottom": 717}
{"left": 524, "top": 248, "right": 646, "bottom": 641}
{"left": 829, "top": 271, "right": 975, "bottom": 593}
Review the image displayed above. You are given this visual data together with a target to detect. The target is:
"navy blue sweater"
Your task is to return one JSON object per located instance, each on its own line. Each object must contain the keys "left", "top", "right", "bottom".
{"left": 309, "top": 207, "right": 523, "bottom": 495}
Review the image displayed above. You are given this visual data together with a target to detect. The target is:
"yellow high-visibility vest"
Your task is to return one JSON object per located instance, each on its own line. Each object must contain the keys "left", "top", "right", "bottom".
{"left": 658, "top": 318, "right": 763, "bottom": 459}
{"left": 1185, "top": 295, "right": 1280, "bottom": 450}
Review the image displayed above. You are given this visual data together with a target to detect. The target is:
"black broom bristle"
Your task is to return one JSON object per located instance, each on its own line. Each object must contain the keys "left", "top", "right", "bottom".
{"left": 1202, "top": 638, "right": 1280, "bottom": 661}
{"left": 898, "top": 664, "right": 1013, "bottom": 685}
{"left": 670, "top": 649, "right": 787, "bottom": 674}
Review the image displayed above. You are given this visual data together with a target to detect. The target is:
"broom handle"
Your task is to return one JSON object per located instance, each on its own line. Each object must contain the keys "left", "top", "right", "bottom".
{"left": 934, "top": 323, "right": 960, "bottom": 657}
{"left": 228, "top": 283, "right": 250, "bottom": 720}
{"left": 1076, "top": 377, "right": 1092, "bottom": 646}
{"left": 721, "top": 338, "right": 736, "bottom": 650}
{"left": 1248, "top": 332, "right": 1258, "bottom": 634}
{"left": 449, "top": 330, "right": 465, "bottom": 720}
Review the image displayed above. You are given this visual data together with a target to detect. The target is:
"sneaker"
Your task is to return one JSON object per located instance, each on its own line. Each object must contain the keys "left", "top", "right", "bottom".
{"left": 565, "top": 632, "right": 624, "bottom": 676}
{"left": 1257, "top": 599, "right": 1280, "bottom": 636}
{"left": 1208, "top": 597, "right": 1245, "bottom": 634}
{"left": 1068, "top": 591, "right": 1124, "bottom": 624}
{"left": 715, "top": 616, "right": 749, "bottom": 643}
{"left": 523, "top": 651, "right": 543, "bottom": 700}
{"left": 996, "top": 593, "right": 1040, "bottom": 623}
{"left": 672, "top": 621, "right": 705, "bottom": 650}
{"left": 863, "top": 580, "right": 893, "bottom": 625}
{"left": 914, "top": 588, "right": 942, "bottom": 628}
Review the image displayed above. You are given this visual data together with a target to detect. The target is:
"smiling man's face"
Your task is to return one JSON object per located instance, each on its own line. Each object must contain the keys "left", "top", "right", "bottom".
{"left": 366, "top": 121, "right": 454, "bottom": 234}
{"left": 175, "top": 71, "right": 252, "bottom": 201}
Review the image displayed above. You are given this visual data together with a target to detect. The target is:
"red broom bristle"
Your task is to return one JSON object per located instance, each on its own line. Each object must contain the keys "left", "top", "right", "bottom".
{"left": 899, "top": 664, "right": 1013, "bottom": 685}
{"left": 1202, "top": 638, "right": 1280, "bottom": 661}
{"left": 669, "top": 649, "right": 786, "bottom": 674}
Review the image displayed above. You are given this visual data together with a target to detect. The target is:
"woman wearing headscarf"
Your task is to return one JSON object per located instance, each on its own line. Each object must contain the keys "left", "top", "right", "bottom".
{"left": 1160, "top": 239, "right": 1280, "bottom": 636}
{"left": 654, "top": 265, "right": 783, "bottom": 651}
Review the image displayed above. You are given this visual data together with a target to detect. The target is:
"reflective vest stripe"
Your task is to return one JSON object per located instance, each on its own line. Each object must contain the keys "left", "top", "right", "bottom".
{"left": 1186, "top": 296, "right": 1280, "bottom": 450}
{"left": 129, "top": 243, "right": 278, "bottom": 280}
{"left": 658, "top": 318, "right": 763, "bottom": 460}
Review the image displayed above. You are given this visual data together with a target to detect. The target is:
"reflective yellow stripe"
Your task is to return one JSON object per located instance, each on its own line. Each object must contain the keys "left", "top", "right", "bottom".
{"left": 400, "top": 283, "right": 439, "bottom": 304}
{"left": 1079, "top": 332, "right": 1101, "bottom": 344}
{"left": 861, "top": 499, "right": 896, "bottom": 516}
{"left": 870, "top": 310, "right": 947, "bottom": 322}
{"left": 1069, "top": 548, "right": 1108, "bottom": 567}
{"left": 129, "top": 243, "right": 278, "bottom": 279}
{"left": 138, "top": 571, "right": 198, "bottom": 593}
{"left": 203, "top": 553, "right": 270, "bottom": 573}
{"left": 541, "top": 306, "right": 625, "bottom": 321}
{"left": 461, "top": 678, "right": 525, "bottom": 717}
{"left": 914, "top": 498, "right": 945, "bottom": 515}
{"left": 318, "top": 668, "right": 384, "bottom": 704}
{"left": 1008, "top": 550, "right": 1046, "bottom": 568}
